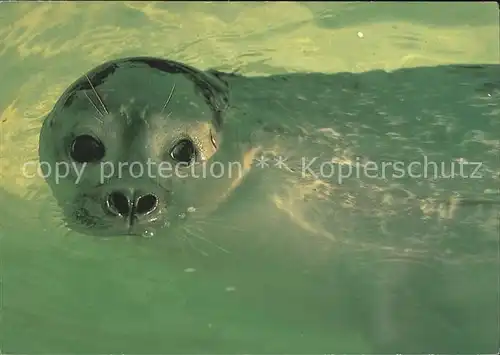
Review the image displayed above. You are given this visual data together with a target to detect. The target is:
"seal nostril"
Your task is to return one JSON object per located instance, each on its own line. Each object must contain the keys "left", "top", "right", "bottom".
{"left": 106, "top": 191, "right": 130, "bottom": 216}
{"left": 136, "top": 194, "right": 158, "bottom": 215}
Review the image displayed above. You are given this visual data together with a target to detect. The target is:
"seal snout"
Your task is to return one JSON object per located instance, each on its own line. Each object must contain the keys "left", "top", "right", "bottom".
{"left": 105, "top": 189, "right": 159, "bottom": 221}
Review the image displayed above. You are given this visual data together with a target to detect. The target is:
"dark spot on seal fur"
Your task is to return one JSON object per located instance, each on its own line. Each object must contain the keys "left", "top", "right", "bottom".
{"left": 62, "top": 93, "right": 75, "bottom": 108}
{"left": 126, "top": 57, "right": 191, "bottom": 75}
{"left": 62, "top": 62, "right": 119, "bottom": 108}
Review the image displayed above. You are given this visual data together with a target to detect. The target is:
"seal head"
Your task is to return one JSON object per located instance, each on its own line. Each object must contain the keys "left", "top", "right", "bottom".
{"left": 39, "top": 57, "right": 230, "bottom": 237}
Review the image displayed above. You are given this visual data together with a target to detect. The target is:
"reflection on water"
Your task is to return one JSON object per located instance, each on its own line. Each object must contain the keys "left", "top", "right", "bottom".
{"left": 0, "top": 2, "right": 498, "bottom": 353}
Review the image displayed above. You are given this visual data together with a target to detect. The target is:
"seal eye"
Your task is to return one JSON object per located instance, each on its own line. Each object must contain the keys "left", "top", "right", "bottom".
{"left": 70, "top": 134, "right": 105, "bottom": 163}
{"left": 170, "top": 139, "right": 197, "bottom": 164}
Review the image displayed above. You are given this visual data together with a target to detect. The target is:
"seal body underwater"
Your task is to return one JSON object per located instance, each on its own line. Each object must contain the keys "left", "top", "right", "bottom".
{"left": 208, "top": 64, "right": 500, "bottom": 257}
{"left": 40, "top": 57, "right": 500, "bottom": 256}
{"left": 38, "top": 57, "right": 255, "bottom": 237}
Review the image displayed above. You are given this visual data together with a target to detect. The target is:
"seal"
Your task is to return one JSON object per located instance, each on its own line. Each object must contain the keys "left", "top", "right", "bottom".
{"left": 38, "top": 57, "right": 254, "bottom": 237}
{"left": 39, "top": 58, "right": 500, "bottom": 250}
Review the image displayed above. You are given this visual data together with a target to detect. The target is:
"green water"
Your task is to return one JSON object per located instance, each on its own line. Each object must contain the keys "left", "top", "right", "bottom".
{"left": 0, "top": 2, "right": 499, "bottom": 353}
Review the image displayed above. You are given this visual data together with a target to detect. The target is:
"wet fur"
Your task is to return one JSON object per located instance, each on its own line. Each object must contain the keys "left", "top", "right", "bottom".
{"left": 36, "top": 60, "right": 500, "bottom": 261}
{"left": 217, "top": 64, "right": 500, "bottom": 261}
{"left": 38, "top": 57, "right": 250, "bottom": 238}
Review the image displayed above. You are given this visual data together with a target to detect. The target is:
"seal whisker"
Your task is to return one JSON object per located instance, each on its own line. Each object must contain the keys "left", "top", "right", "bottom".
{"left": 84, "top": 91, "right": 104, "bottom": 117}
{"left": 160, "top": 83, "right": 176, "bottom": 114}
{"left": 178, "top": 226, "right": 210, "bottom": 256}
{"left": 192, "top": 233, "right": 231, "bottom": 254}
{"left": 85, "top": 74, "right": 109, "bottom": 115}
{"left": 184, "top": 221, "right": 231, "bottom": 254}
